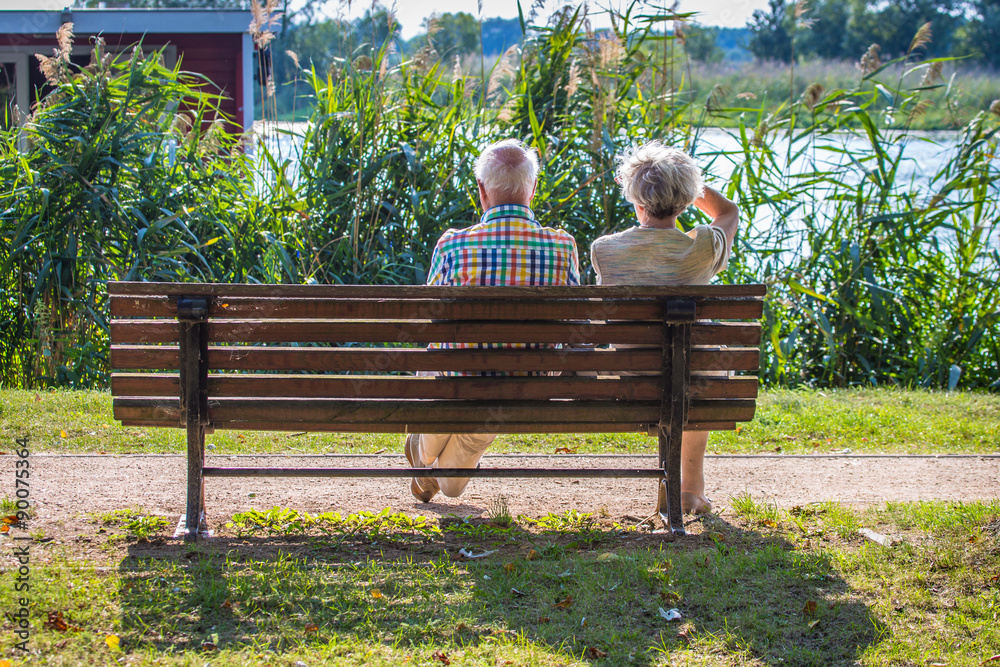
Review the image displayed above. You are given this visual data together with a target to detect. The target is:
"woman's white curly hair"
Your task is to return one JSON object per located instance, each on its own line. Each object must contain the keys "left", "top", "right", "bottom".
{"left": 615, "top": 141, "right": 704, "bottom": 220}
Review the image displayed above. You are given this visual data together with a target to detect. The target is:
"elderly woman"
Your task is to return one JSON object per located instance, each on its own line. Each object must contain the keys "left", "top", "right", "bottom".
{"left": 590, "top": 141, "right": 739, "bottom": 515}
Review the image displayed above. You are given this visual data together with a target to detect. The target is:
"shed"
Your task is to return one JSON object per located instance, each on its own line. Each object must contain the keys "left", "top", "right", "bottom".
{"left": 0, "top": 8, "right": 254, "bottom": 131}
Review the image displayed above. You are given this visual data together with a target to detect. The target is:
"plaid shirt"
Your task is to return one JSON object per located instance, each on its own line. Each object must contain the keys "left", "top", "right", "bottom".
{"left": 426, "top": 204, "right": 581, "bottom": 369}
{"left": 426, "top": 204, "right": 581, "bottom": 287}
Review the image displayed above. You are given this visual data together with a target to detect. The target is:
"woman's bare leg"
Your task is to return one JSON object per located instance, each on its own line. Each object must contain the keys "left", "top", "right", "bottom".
{"left": 680, "top": 430, "right": 713, "bottom": 514}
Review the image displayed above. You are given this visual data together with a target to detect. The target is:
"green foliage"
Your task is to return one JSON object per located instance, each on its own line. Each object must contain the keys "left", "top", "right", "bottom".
{"left": 226, "top": 506, "right": 440, "bottom": 539}
{"left": 1, "top": 7, "right": 998, "bottom": 391}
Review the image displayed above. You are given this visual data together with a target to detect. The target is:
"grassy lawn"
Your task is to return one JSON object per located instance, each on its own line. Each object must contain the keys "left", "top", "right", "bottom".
{"left": 1, "top": 388, "right": 998, "bottom": 664}
{"left": 1, "top": 387, "right": 997, "bottom": 456}
{"left": 1, "top": 500, "right": 997, "bottom": 665}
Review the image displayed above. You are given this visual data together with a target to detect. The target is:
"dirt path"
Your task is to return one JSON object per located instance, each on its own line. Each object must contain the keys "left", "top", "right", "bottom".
{"left": 17, "top": 453, "right": 1000, "bottom": 533}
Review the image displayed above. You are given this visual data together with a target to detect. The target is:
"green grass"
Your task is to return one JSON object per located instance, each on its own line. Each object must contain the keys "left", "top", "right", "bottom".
{"left": 2, "top": 387, "right": 997, "bottom": 456}
{"left": 3, "top": 500, "right": 998, "bottom": 665}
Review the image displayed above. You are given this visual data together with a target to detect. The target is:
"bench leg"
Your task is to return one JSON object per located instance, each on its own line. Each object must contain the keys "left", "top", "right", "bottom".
{"left": 657, "top": 426, "right": 685, "bottom": 536}
{"left": 185, "top": 422, "right": 208, "bottom": 541}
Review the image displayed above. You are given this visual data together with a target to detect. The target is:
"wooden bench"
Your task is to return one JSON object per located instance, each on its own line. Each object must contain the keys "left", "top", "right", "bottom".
{"left": 108, "top": 281, "right": 765, "bottom": 540}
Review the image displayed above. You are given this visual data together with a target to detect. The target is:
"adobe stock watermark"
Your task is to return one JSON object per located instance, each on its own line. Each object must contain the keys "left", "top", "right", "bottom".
{"left": 9, "top": 437, "right": 32, "bottom": 654}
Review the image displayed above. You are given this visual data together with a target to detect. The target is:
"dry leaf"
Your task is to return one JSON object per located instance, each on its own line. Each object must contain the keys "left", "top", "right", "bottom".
{"left": 526, "top": 549, "right": 539, "bottom": 561}
{"left": 763, "top": 520, "right": 778, "bottom": 528}
{"left": 455, "top": 623, "right": 468, "bottom": 632}
{"left": 60, "top": 430, "right": 68, "bottom": 438}
{"left": 538, "top": 616, "right": 550, "bottom": 623}
{"left": 2, "top": 515, "right": 17, "bottom": 525}
{"left": 304, "top": 622, "right": 319, "bottom": 632}
{"left": 587, "top": 647, "right": 608, "bottom": 658}
{"left": 44, "top": 611, "right": 79, "bottom": 632}
{"left": 803, "top": 600, "right": 818, "bottom": 616}
{"left": 432, "top": 650, "right": 451, "bottom": 665}
{"left": 105, "top": 634, "right": 120, "bottom": 650}
{"left": 553, "top": 447, "right": 577, "bottom": 454}
{"left": 220, "top": 599, "right": 232, "bottom": 609}
{"left": 201, "top": 641, "right": 217, "bottom": 651}
{"left": 0, "top": 658, "right": 12, "bottom": 667}
{"left": 371, "top": 589, "right": 383, "bottom": 599}
{"left": 807, "top": 619, "right": 820, "bottom": 629}
{"left": 503, "top": 562, "right": 515, "bottom": 573}
{"left": 553, "top": 595, "right": 573, "bottom": 609}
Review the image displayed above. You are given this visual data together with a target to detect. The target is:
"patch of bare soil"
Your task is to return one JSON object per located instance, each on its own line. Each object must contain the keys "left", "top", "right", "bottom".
{"left": 9, "top": 453, "right": 998, "bottom": 554}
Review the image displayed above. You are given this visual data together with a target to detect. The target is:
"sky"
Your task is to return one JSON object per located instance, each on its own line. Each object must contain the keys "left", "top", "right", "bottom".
{"left": 0, "top": 0, "right": 772, "bottom": 39}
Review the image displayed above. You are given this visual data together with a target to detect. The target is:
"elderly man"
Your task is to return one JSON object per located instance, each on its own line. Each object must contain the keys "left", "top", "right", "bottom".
{"left": 404, "top": 138, "right": 581, "bottom": 502}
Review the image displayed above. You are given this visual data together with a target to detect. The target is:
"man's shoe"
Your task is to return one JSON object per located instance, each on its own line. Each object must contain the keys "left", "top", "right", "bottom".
{"left": 404, "top": 434, "right": 439, "bottom": 503}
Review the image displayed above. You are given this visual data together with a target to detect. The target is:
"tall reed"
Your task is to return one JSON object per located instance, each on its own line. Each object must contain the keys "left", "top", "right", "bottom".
{"left": 0, "top": 8, "right": 997, "bottom": 391}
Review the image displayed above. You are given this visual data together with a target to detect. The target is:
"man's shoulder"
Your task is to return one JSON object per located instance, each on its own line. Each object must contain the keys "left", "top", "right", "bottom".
{"left": 437, "top": 219, "right": 576, "bottom": 246}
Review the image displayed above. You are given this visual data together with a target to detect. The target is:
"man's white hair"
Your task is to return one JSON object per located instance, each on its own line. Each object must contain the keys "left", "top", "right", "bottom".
{"left": 615, "top": 141, "right": 704, "bottom": 220}
{"left": 474, "top": 138, "right": 540, "bottom": 203}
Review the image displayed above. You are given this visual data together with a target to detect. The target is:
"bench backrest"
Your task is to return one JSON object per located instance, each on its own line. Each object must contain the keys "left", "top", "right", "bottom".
{"left": 109, "top": 282, "right": 764, "bottom": 434}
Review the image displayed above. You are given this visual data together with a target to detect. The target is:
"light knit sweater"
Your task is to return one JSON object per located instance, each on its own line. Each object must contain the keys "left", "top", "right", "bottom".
{"left": 590, "top": 224, "right": 730, "bottom": 286}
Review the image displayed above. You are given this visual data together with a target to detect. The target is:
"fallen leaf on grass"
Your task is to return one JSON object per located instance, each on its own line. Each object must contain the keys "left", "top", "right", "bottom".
{"left": 371, "top": 589, "right": 383, "bottom": 599}
{"left": 803, "top": 600, "right": 818, "bottom": 616}
{"left": 60, "top": 430, "right": 67, "bottom": 438}
{"left": 201, "top": 641, "right": 216, "bottom": 652}
{"left": 525, "top": 549, "right": 539, "bottom": 561}
{"left": 596, "top": 552, "right": 618, "bottom": 561}
{"left": 503, "top": 562, "right": 515, "bottom": 573}
{"left": 538, "top": 616, "right": 550, "bottom": 624}
{"left": 553, "top": 595, "right": 573, "bottom": 609}
{"left": 105, "top": 635, "right": 120, "bottom": 650}
{"left": 553, "top": 447, "right": 577, "bottom": 454}
{"left": 586, "top": 647, "right": 607, "bottom": 658}
{"left": 304, "top": 623, "right": 319, "bottom": 633}
{"left": 44, "top": 611, "right": 80, "bottom": 632}
{"left": 0, "top": 659, "right": 11, "bottom": 667}
{"left": 511, "top": 588, "right": 527, "bottom": 597}
{"left": 431, "top": 649, "right": 451, "bottom": 664}
{"left": 807, "top": 619, "right": 820, "bottom": 629}
{"left": 220, "top": 599, "right": 232, "bottom": 609}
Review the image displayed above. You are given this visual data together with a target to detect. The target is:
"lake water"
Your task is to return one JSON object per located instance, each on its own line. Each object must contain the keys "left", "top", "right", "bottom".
{"left": 255, "top": 123, "right": 997, "bottom": 249}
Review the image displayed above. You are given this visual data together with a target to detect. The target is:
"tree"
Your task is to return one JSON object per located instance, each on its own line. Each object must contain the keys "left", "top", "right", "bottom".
{"left": 957, "top": 0, "right": 1000, "bottom": 63}
{"left": 800, "top": 0, "right": 850, "bottom": 60}
{"left": 423, "top": 12, "right": 481, "bottom": 59}
{"left": 683, "top": 23, "right": 724, "bottom": 63}
{"left": 747, "top": 0, "right": 794, "bottom": 63}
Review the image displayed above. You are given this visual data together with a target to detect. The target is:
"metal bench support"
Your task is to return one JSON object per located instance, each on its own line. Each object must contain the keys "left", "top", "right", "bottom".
{"left": 178, "top": 296, "right": 210, "bottom": 541}
{"left": 657, "top": 298, "right": 695, "bottom": 535}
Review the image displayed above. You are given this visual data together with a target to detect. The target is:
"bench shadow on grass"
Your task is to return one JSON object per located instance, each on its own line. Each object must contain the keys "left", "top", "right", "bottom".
{"left": 118, "top": 514, "right": 888, "bottom": 665}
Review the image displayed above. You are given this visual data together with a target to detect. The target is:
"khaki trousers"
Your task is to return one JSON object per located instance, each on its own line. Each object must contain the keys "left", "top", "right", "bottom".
{"left": 412, "top": 431, "right": 497, "bottom": 497}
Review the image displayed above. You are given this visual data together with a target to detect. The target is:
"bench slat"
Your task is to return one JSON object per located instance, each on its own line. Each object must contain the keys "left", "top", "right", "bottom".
{"left": 111, "top": 295, "right": 764, "bottom": 322}
{"left": 110, "top": 345, "right": 759, "bottom": 373}
{"left": 118, "top": 419, "right": 735, "bottom": 433}
{"left": 111, "top": 373, "right": 759, "bottom": 401}
{"left": 113, "top": 397, "right": 755, "bottom": 425}
{"left": 110, "top": 320, "right": 761, "bottom": 347}
{"left": 108, "top": 281, "right": 767, "bottom": 299}
{"left": 111, "top": 319, "right": 662, "bottom": 345}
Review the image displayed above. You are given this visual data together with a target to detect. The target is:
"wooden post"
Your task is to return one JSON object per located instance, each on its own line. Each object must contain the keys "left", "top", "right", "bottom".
{"left": 177, "top": 297, "right": 209, "bottom": 541}
{"left": 657, "top": 298, "right": 695, "bottom": 535}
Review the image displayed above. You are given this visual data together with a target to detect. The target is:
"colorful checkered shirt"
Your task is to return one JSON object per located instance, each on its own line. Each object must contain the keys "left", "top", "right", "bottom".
{"left": 426, "top": 204, "right": 581, "bottom": 287}
{"left": 426, "top": 204, "right": 581, "bottom": 370}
